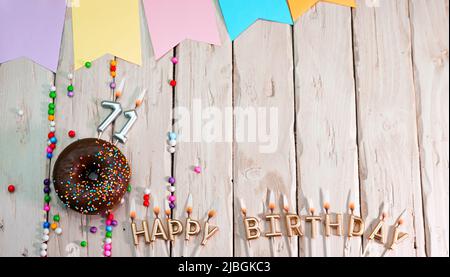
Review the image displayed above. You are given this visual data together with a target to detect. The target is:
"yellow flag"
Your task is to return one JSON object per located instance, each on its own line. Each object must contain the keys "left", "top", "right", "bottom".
{"left": 287, "top": 0, "right": 356, "bottom": 21}
{"left": 72, "top": 0, "right": 142, "bottom": 69}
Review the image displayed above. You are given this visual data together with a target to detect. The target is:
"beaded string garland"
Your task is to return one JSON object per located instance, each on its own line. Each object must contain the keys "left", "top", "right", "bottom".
{"left": 47, "top": 60, "right": 144, "bottom": 257}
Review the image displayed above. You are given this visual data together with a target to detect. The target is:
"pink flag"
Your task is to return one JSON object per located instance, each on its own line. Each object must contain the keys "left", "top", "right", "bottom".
{"left": 143, "top": 0, "right": 221, "bottom": 59}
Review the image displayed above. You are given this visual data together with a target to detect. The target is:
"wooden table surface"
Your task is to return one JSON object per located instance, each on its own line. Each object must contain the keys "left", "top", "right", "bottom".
{"left": 0, "top": 0, "right": 448, "bottom": 257}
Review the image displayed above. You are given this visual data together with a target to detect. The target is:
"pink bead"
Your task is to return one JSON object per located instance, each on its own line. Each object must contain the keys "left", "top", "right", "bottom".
{"left": 104, "top": 244, "right": 112, "bottom": 251}
{"left": 44, "top": 205, "right": 50, "bottom": 212}
{"left": 168, "top": 195, "right": 176, "bottom": 202}
{"left": 46, "top": 147, "right": 53, "bottom": 153}
{"left": 194, "top": 166, "right": 201, "bottom": 174}
{"left": 171, "top": 57, "right": 178, "bottom": 64}
{"left": 104, "top": 250, "right": 111, "bottom": 257}
{"left": 105, "top": 220, "right": 112, "bottom": 226}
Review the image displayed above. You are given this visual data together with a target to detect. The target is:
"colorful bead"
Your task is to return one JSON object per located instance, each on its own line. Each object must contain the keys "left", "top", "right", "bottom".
{"left": 50, "top": 223, "right": 58, "bottom": 230}
{"left": 43, "top": 222, "right": 50, "bottom": 229}
{"left": 41, "top": 243, "right": 48, "bottom": 250}
{"left": 194, "top": 166, "right": 201, "bottom": 174}
{"left": 43, "top": 179, "right": 50, "bottom": 186}
{"left": 110, "top": 82, "right": 116, "bottom": 89}
{"left": 169, "top": 203, "right": 175, "bottom": 209}
{"left": 168, "top": 140, "right": 177, "bottom": 147}
{"left": 53, "top": 214, "right": 60, "bottom": 222}
{"left": 90, "top": 226, "right": 98, "bottom": 234}
{"left": 48, "top": 103, "right": 55, "bottom": 109}
{"left": 44, "top": 195, "right": 51, "bottom": 203}
{"left": 68, "top": 130, "right": 76, "bottom": 138}
{"left": 43, "top": 228, "right": 50, "bottom": 235}
{"left": 110, "top": 65, "right": 117, "bottom": 72}
{"left": 168, "top": 177, "right": 175, "bottom": 184}
{"left": 7, "top": 184, "right": 15, "bottom": 193}
{"left": 104, "top": 244, "right": 112, "bottom": 251}
{"left": 68, "top": 91, "right": 74, "bottom": 97}
{"left": 105, "top": 231, "right": 112, "bottom": 238}
{"left": 107, "top": 213, "right": 114, "bottom": 221}
{"left": 111, "top": 220, "right": 118, "bottom": 226}
{"left": 105, "top": 238, "right": 112, "bottom": 244}
{"left": 168, "top": 132, "right": 177, "bottom": 140}
{"left": 106, "top": 226, "right": 112, "bottom": 232}
{"left": 171, "top": 57, "right": 178, "bottom": 64}
{"left": 42, "top": 234, "right": 50, "bottom": 242}
{"left": 105, "top": 220, "right": 112, "bottom": 226}
{"left": 80, "top": 241, "right": 87, "bottom": 247}
{"left": 55, "top": 228, "right": 62, "bottom": 235}
{"left": 143, "top": 200, "right": 150, "bottom": 207}
{"left": 170, "top": 80, "right": 177, "bottom": 87}
{"left": 40, "top": 250, "right": 47, "bottom": 257}
{"left": 143, "top": 194, "right": 150, "bottom": 201}
{"left": 48, "top": 115, "right": 55, "bottom": 121}
{"left": 49, "top": 91, "right": 56, "bottom": 99}
{"left": 50, "top": 137, "right": 57, "bottom": 143}
{"left": 111, "top": 71, "right": 116, "bottom": 78}
{"left": 44, "top": 205, "right": 50, "bottom": 212}
{"left": 110, "top": 60, "right": 117, "bottom": 66}
{"left": 168, "top": 146, "right": 176, "bottom": 154}
{"left": 67, "top": 85, "right": 74, "bottom": 92}
{"left": 104, "top": 250, "right": 111, "bottom": 257}
{"left": 68, "top": 73, "right": 73, "bottom": 80}
{"left": 84, "top": 61, "right": 92, "bottom": 68}
{"left": 127, "top": 185, "right": 132, "bottom": 192}
{"left": 43, "top": 187, "right": 51, "bottom": 193}
{"left": 144, "top": 188, "right": 151, "bottom": 195}
{"left": 168, "top": 195, "right": 176, "bottom": 202}
{"left": 168, "top": 186, "right": 176, "bottom": 193}
{"left": 46, "top": 153, "right": 53, "bottom": 159}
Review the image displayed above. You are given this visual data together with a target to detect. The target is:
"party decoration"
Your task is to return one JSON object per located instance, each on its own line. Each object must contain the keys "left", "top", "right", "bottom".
{"left": 143, "top": 0, "right": 221, "bottom": 59}
{"left": 167, "top": 219, "right": 184, "bottom": 241}
{"left": 287, "top": 0, "right": 356, "bottom": 21}
{"left": 97, "top": 101, "right": 123, "bottom": 136}
{"left": 72, "top": 0, "right": 142, "bottom": 69}
{"left": 0, "top": 0, "right": 66, "bottom": 72}
{"left": 7, "top": 184, "right": 15, "bottom": 193}
{"left": 132, "top": 220, "right": 151, "bottom": 246}
{"left": 244, "top": 217, "right": 261, "bottom": 240}
{"left": 67, "top": 73, "right": 74, "bottom": 97}
{"left": 324, "top": 213, "right": 343, "bottom": 237}
{"left": 185, "top": 218, "right": 201, "bottom": 241}
{"left": 202, "top": 210, "right": 219, "bottom": 245}
{"left": 389, "top": 218, "right": 408, "bottom": 250}
{"left": 218, "top": 0, "right": 293, "bottom": 41}
{"left": 285, "top": 214, "right": 303, "bottom": 237}
{"left": 368, "top": 215, "right": 387, "bottom": 244}
{"left": 114, "top": 110, "right": 138, "bottom": 144}
{"left": 265, "top": 214, "right": 282, "bottom": 238}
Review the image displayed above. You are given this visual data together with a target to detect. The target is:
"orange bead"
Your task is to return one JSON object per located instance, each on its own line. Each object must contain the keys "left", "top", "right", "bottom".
{"left": 48, "top": 115, "right": 55, "bottom": 121}
{"left": 110, "top": 60, "right": 117, "bottom": 66}
{"left": 50, "top": 223, "right": 58, "bottom": 230}
{"left": 111, "top": 71, "right": 117, "bottom": 78}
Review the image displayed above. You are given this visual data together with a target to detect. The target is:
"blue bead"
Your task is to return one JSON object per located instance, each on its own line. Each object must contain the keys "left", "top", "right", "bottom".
{"left": 50, "top": 137, "right": 57, "bottom": 143}
{"left": 47, "top": 153, "right": 53, "bottom": 159}
{"left": 168, "top": 132, "right": 177, "bottom": 140}
{"left": 43, "top": 179, "right": 50, "bottom": 186}
{"left": 106, "top": 226, "right": 112, "bottom": 232}
{"left": 44, "top": 187, "right": 51, "bottom": 193}
{"left": 43, "top": 222, "right": 50, "bottom": 228}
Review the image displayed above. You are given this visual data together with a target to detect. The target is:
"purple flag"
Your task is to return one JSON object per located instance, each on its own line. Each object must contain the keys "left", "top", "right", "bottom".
{"left": 0, "top": 0, "right": 66, "bottom": 72}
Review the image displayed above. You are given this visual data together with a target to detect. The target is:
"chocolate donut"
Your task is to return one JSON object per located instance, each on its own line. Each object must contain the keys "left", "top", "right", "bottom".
{"left": 53, "top": 138, "right": 131, "bottom": 215}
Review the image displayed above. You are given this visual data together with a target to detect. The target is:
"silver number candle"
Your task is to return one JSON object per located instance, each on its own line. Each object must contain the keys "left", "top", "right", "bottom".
{"left": 97, "top": 101, "right": 123, "bottom": 135}
{"left": 114, "top": 110, "right": 138, "bottom": 144}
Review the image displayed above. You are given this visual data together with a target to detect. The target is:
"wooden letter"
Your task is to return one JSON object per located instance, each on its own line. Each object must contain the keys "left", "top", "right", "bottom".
{"left": 151, "top": 218, "right": 168, "bottom": 241}
{"left": 201, "top": 222, "right": 219, "bottom": 245}
{"left": 305, "top": 215, "right": 322, "bottom": 239}
{"left": 348, "top": 215, "right": 365, "bottom": 237}
{"left": 368, "top": 220, "right": 387, "bottom": 244}
{"left": 285, "top": 214, "right": 303, "bottom": 237}
{"left": 185, "top": 218, "right": 201, "bottom": 241}
{"left": 265, "top": 214, "right": 282, "bottom": 238}
{"left": 131, "top": 220, "right": 150, "bottom": 245}
{"left": 167, "top": 219, "right": 183, "bottom": 241}
{"left": 324, "top": 213, "right": 343, "bottom": 237}
{"left": 244, "top": 217, "right": 261, "bottom": 240}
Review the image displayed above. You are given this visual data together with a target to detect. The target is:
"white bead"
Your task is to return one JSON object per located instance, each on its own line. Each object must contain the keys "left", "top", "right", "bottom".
{"left": 50, "top": 86, "right": 56, "bottom": 91}
{"left": 144, "top": 188, "right": 151, "bottom": 195}
{"left": 49, "top": 127, "right": 56, "bottom": 132}
{"left": 40, "top": 250, "right": 47, "bottom": 257}
{"left": 43, "top": 228, "right": 50, "bottom": 235}
{"left": 168, "top": 186, "right": 176, "bottom": 193}
{"left": 42, "top": 235, "right": 50, "bottom": 242}
{"left": 105, "top": 238, "right": 112, "bottom": 244}
{"left": 168, "top": 140, "right": 177, "bottom": 147}
{"left": 17, "top": 109, "right": 24, "bottom": 116}
{"left": 168, "top": 146, "right": 176, "bottom": 154}
{"left": 41, "top": 243, "right": 48, "bottom": 250}
{"left": 55, "top": 228, "right": 62, "bottom": 235}
{"left": 68, "top": 73, "right": 73, "bottom": 80}
{"left": 49, "top": 121, "right": 56, "bottom": 127}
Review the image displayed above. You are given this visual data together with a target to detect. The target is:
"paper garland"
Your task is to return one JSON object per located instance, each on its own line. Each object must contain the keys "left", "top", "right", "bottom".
{"left": 143, "top": 0, "right": 221, "bottom": 59}
{"left": 0, "top": 0, "right": 358, "bottom": 71}
{"left": 218, "top": 0, "right": 293, "bottom": 41}
{"left": 287, "top": 0, "right": 356, "bottom": 21}
{"left": 72, "top": 0, "right": 142, "bottom": 69}
{"left": 0, "top": 0, "right": 66, "bottom": 72}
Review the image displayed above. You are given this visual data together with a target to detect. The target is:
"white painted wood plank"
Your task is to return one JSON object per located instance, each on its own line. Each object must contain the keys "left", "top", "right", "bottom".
{"left": 352, "top": 0, "right": 426, "bottom": 257}
{"left": 172, "top": 4, "right": 233, "bottom": 256}
{"left": 409, "top": 0, "right": 449, "bottom": 257}
{"left": 47, "top": 9, "right": 115, "bottom": 257}
{"left": 293, "top": 4, "right": 361, "bottom": 257}
{"left": 233, "top": 21, "right": 298, "bottom": 257}
{"left": 113, "top": 2, "right": 174, "bottom": 257}
{"left": 0, "top": 59, "right": 54, "bottom": 257}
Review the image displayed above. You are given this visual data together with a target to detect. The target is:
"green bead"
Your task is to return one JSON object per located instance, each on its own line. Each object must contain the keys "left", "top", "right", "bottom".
{"left": 53, "top": 214, "right": 60, "bottom": 222}
{"left": 105, "top": 231, "right": 112, "bottom": 238}
{"left": 80, "top": 241, "right": 87, "bottom": 247}
{"left": 67, "top": 85, "right": 74, "bottom": 92}
{"left": 49, "top": 92, "right": 57, "bottom": 99}
{"left": 85, "top": 61, "right": 92, "bottom": 68}
{"left": 44, "top": 195, "right": 51, "bottom": 203}
{"left": 48, "top": 103, "right": 55, "bottom": 109}
{"left": 127, "top": 185, "right": 132, "bottom": 192}
{"left": 48, "top": 109, "right": 54, "bottom": 115}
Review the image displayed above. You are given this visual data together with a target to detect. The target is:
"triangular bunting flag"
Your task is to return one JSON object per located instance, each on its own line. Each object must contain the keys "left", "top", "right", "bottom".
{"left": 72, "top": 0, "right": 142, "bottom": 69}
{"left": 218, "top": 0, "right": 293, "bottom": 41}
{"left": 0, "top": 0, "right": 66, "bottom": 72}
{"left": 287, "top": 0, "right": 356, "bottom": 21}
{"left": 143, "top": 0, "right": 221, "bottom": 59}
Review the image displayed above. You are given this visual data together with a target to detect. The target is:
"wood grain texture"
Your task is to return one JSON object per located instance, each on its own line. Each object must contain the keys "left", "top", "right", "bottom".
{"left": 352, "top": 0, "right": 425, "bottom": 257}
{"left": 0, "top": 59, "right": 54, "bottom": 257}
{"left": 172, "top": 2, "right": 233, "bottom": 257}
{"left": 293, "top": 3, "right": 361, "bottom": 257}
{"left": 409, "top": 0, "right": 449, "bottom": 257}
{"left": 47, "top": 9, "right": 115, "bottom": 257}
{"left": 233, "top": 21, "right": 298, "bottom": 257}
